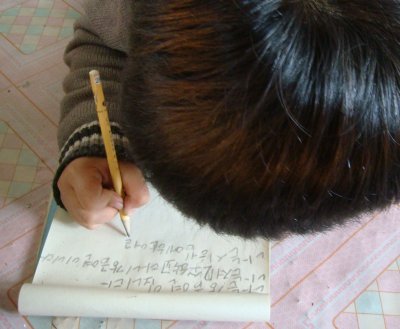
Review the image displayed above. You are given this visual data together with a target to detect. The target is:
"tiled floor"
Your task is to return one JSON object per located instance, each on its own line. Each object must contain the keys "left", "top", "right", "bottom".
{"left": 0, "top": 120, "right": 52, "bottom": 207}
{"left": 0, "top": 1, "right": 399, "bottom": 329}
{"left": 0, "top": 0, "right": 79, "bottom": 54}
{"left": 0, "top": 2, "right": 80, "bottom": 329}
{"left": 334, "top": 257, "right": 400, "bottom": 328}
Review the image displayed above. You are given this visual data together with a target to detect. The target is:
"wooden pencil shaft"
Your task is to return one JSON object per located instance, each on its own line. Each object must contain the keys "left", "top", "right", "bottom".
{"left": 89, "top": 70, "right": 130, "bottom": 236}
{"left": 89, "top": 71, "right": 124, "bottom": 196}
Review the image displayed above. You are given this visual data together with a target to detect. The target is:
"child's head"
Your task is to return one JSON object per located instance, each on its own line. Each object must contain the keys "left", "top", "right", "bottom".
{"left": 121, "top": 0, "right": 400, "bottom": 238}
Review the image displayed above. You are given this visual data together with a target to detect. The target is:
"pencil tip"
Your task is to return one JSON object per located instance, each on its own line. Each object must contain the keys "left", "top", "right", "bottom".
{"left": 121, "top": 218, "right": 131, "bottom": 237}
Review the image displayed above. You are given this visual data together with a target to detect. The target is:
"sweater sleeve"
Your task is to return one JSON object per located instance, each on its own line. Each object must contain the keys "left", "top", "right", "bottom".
{"left": 53, "top": 0, "right": 133, "bottom": 207}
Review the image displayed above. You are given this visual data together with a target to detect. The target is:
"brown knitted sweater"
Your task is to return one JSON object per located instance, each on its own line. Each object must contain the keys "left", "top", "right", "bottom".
{"left": 54, "top": 0, "right": 133, "bottom": 206}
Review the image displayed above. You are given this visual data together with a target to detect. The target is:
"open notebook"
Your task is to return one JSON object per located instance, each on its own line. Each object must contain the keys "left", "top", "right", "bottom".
{"left": 18, "top": 186, "right": 270, "bottom": 322}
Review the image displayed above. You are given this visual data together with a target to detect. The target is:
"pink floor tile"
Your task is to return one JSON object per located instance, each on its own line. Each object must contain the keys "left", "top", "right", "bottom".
{"left": 45, "top": 16, "right": 64, "bottom": 26}
{"left": 0, "top": 184, "right": 50, "bottom": 247}
{"left": 377, "top": 270, "right": 400, "bottom": 293}
{"left": 334, "top": 312, "right": 359, "bottom": 329}
{"left": 0, "top": 195, "right": 6, "bottom": 208}
{"left": 385, "top": 315, "right": 400, "bottom": 329}
{"left": 23, "top": 0, "right": 40, "bottom": 8}
{"left": 246, "top": 322, "right": 273, "bottom": 329}
{"left": 0, "top": 73, "right": 10, "bottom": 91}
{"left": 33, "top": 165, "right": 53, "bottom": 184}
{"left": 0, "top": 164, "right": 15, "bottom": 180}
{"left": 13, "top": 15, "right": 33, "bottom": 25}
{"left": 53, "top": 1, "right": 69, "bottom": 9}
{"left": 2, "top": 133, "right": 23, "bottom": 149}
{"left": 0, "top": 86, "right": 59, "bottom": 170}
{"left": 16, "top": 61, "right": 67, "bottom": 125}
{"left": 6, "top": 33, "right": 24, "bottom": 46}
{"left": 0, "top": 1, "right": 31, "bottom": 10}
{"left": 36, "top": 35, "right": 58, "bottom": 48}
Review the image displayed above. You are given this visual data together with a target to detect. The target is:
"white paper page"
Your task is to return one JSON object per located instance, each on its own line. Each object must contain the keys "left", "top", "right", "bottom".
{"left": 19, "top": 186, "right": 270, "bottom": 321}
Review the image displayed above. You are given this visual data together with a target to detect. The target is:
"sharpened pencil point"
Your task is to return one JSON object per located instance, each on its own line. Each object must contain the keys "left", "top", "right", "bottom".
{"left": 120, "top": 213, "right": 131, "bottom": 237}
{"left": 121, "top": 217, "right": 130, "bottom": 237}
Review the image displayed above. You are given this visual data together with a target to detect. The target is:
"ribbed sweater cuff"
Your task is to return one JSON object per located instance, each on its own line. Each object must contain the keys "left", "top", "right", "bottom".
{"left": 53, "top": 121, "right": 133, "bottom": 208}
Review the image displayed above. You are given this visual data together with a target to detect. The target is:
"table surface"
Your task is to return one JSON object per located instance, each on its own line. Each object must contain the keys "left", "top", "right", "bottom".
{"left": 0, "top": 1, "right": 399, "bottom": 329}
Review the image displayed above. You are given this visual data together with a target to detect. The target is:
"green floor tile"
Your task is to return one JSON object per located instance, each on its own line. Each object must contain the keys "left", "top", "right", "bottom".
{"left": 26, "top": 25, "right": 44, "bottom": 35}
{"left": 0, "top": 16, "right": 16, "bottom": 25}
{"left": 58, "top": 26, "right": 73, "bottom": 38}
{"left": 2, "top": 8, "right": 20, "bottom": 17}
{"left": 34, "top": 8, "right": 51, "bottom": 17}
{"left": 8, "top": 181, "right": 32, "bottom": 197}
{"left": 20, "top": 43, "right": 37, "bottom": 54}
{"left": 0, "top": 122, "right": 7, "bottom": 133}
{"left": 38, "top": 0, "right": 54, "bottom": 9}
{"left": 66, "top": 9, "right": 80, "bottom": 19}
{"left": 355, "top": 291, "right": 383, "bottom": 314}
{"left": 0, "top": 24, "right": 11, "bottom": 33}
{"left": 0, "top": 149, "right": 20, "bottom": 164}
{"left": 0, "top": 180, "right": 11, "bottom": 197}
{"left": 18, "top": 149, "right": 38, "bottom": 166}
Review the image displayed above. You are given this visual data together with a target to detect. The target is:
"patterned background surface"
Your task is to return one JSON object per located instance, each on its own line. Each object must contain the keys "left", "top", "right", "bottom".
{"left": 0, "top": 0, "right": 79, "bottom": 54}
{"left": 0, "top": 121, "right": 52, "bottom": 208}
{"left": 0, "top": 1, "right": 399, "bottom": 329}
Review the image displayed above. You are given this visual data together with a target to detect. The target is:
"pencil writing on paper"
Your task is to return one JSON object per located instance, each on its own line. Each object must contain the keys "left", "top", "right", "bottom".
{"left": 38, "top": 240, "right": 268, "bottom": 294}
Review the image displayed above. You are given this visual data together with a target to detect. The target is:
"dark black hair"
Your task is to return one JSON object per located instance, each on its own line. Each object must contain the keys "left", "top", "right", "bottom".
{"left": 121, "top": 0, "right": 400, "bottom": 238}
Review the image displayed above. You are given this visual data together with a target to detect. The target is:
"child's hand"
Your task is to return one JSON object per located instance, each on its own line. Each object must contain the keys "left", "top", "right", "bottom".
{"left": 57, "top": 157, "right": 149, "bottom": 229}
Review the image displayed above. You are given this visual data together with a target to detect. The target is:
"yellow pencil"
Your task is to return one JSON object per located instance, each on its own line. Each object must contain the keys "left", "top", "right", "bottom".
{"left": 89, "top": 70, "right": 130, "bottom": 237}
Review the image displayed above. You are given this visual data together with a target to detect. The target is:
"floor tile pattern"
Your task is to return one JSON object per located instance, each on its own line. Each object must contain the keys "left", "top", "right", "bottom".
{"left": 0, "top": 1, "right": 398, "bottom": 329}
{"left": 334, "top": 257, "right": 400, "bottom": 329}
{"left": 0, "top": 120, "right": 52, "bottom": 207}
{"left": 0, "top": 0, "right": 79, "bottom": 54}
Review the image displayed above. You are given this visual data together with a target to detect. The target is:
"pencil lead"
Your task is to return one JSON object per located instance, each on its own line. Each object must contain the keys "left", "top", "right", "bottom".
{"left": 121, "top": 219, "right": 130, "bottom": 237}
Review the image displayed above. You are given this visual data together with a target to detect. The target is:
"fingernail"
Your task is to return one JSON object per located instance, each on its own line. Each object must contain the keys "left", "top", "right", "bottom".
{"left": 111, "top": 196, "right": 124, "bottom": 210}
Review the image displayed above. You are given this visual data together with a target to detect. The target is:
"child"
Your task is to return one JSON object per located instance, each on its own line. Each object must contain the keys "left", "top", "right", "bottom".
{"left": 55, "top": 0, "right": 400, "bottom": 238}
